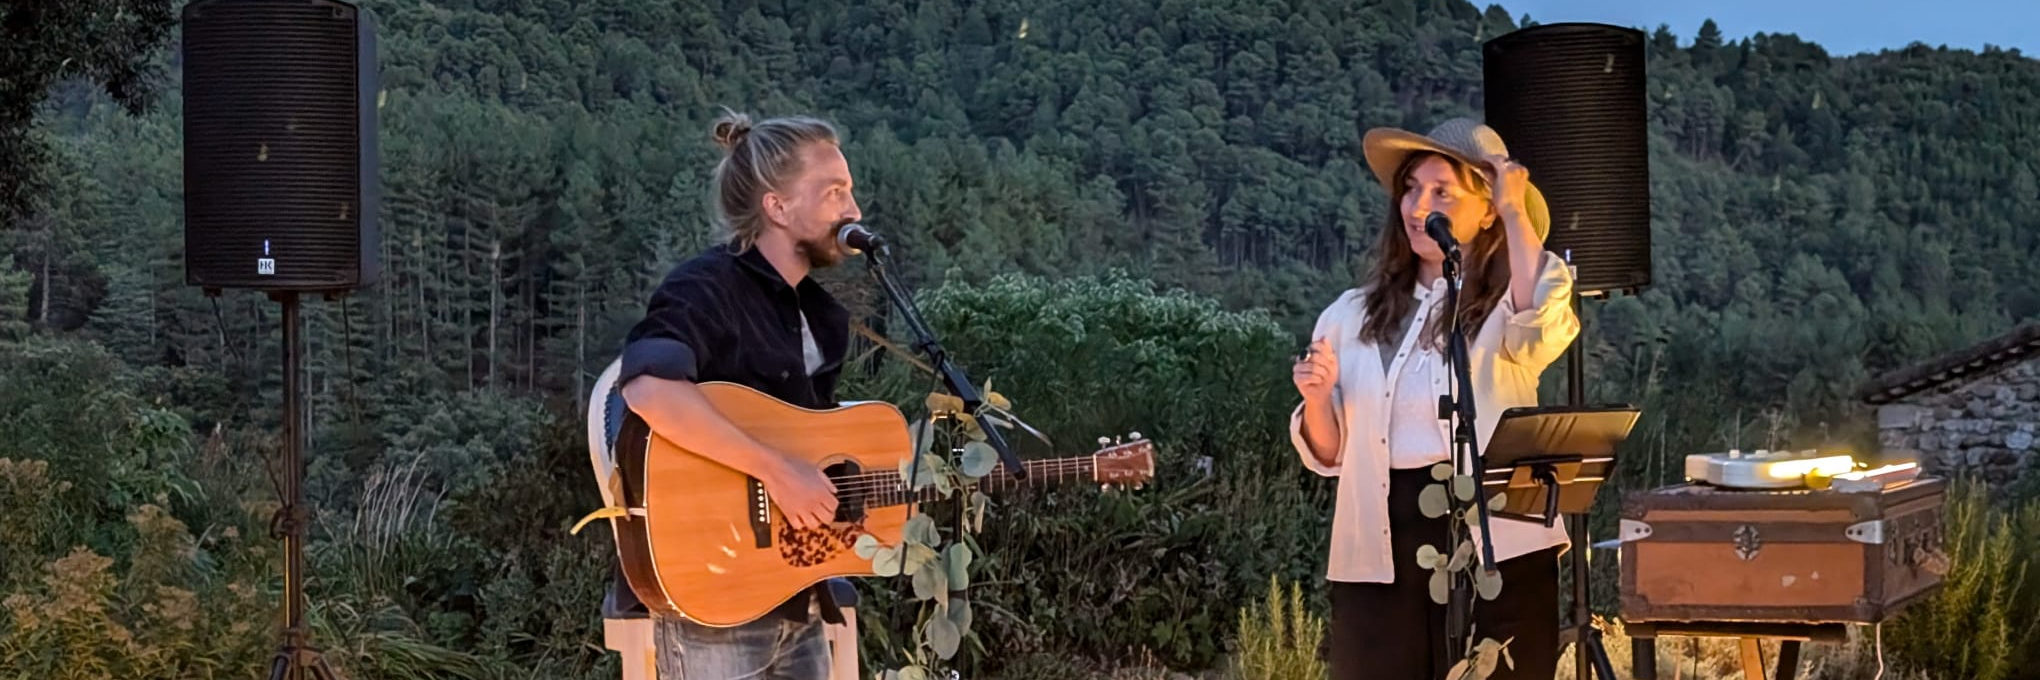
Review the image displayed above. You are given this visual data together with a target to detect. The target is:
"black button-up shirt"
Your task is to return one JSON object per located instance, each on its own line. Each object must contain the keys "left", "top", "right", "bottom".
{"left": 619, "top": 242, "right": 853, "bottom": 624}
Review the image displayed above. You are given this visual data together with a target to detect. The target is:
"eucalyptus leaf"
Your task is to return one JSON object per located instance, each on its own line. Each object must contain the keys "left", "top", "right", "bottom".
{"left": 969, "top": 491, "right": 990, "bottom": 532}
{"left": 1446, "top": 543, "right": 1471, "bottom": 572}
{"left": 1464, "top": 505, "right": 1484, "bottom": 527}
{"left": 905, "top": 514, "right": 941, "bottom": 546}
{"left": 1503, "top": 644, "right": 1515, "bottom": 670}
{"left": 903, "top": 543, "right": 940, "bottom": 573}
{"left": 1475, "top": 565, "right": 1503, "bottom": 601}
{"left": 948, "top": 597, "right": 973, "bottom": 632}
{"left": 1415, "top": 543, "right": 1442, "bottom": 569}
{"left": 1446, "top": 659, "right": 1469, "bottom": 680}
{"left": 1429, "top": 568, "right": 1449, "bottom": 605}
{"left": 1419, "top": 484, "right": 1450, "bottom": 518}
{"left": 883, "top": 670, "right": 903, "bottom": 680}
{"left": 946, "top": 543, "right": 972, "bottom": 589}
{"left": 926, "top": 610, "right": 962, "bottom": 659}
{"left": 913, "top": 561, "right": 950, "bottom": 602}
{"left": 1453, "top": 474, "right": 1476, "bottom": 501}
{"left": 1488, "top": 491, "right": 1508, "bottom": 512}
{"left": 908, "top": 418, "right": 931, "bottom": 457}
{"left": 873, "top": 546, "right": 903, "bottom": 577}
{"left": 1473, "top": 644, "right": 1500, "bottom": 679}
{"left": 900, "top": 666, "right": 927, "bottom": 680}
{"left": 960, "top": 441, "right": 999, "bottom": 478}
{"left": 853, "top": 533, "right": 882, "bottom": 560}
{"left": 1431, "top": 462, "right": 1454, "bottom": 481}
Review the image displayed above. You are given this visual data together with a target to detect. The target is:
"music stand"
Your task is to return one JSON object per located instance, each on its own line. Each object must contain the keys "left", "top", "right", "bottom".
{"left": 1479, "top": 404, "right": 1639, "bottom": 680}
{"left": 1480, "top": 404, "right": 1638, "bottom": 525}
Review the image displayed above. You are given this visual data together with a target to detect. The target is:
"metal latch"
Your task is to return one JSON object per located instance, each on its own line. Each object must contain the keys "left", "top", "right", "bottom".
{"left": 1619, "top": 519, "right": 1652, "bottom": 542}
{"left": 1845, "top": 519, "right": 1885, "bottom": 545}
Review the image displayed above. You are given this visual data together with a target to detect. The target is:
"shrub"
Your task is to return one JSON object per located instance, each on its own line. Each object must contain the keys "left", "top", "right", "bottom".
{"left": 1230, "top": 575, "right": 1327, "bottom": 680}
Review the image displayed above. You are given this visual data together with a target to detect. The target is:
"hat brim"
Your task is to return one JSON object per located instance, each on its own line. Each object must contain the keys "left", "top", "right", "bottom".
{"left": 1362, "top": 128, "right": 1550, "bottom": 242}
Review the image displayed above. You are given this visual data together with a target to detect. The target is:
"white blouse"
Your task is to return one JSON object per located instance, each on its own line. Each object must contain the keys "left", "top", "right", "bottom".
{"left": 1385, "top": 280, "right": 1452, "bottom": 470}
{"left": 1290, "top": 252, "right": 1581, "bottom": 584}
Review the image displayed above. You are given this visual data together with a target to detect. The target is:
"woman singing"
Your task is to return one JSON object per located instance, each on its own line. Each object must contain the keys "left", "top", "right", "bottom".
{"left": 1289, "top": 117, "right": 1580, "bottom": 680}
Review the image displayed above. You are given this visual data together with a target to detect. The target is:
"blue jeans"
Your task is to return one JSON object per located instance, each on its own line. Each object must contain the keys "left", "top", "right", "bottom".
{"left": 654, "top": 609, "right": 831, "bottom": 680}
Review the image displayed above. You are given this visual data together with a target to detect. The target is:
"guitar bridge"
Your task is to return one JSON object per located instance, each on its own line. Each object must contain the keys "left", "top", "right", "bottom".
{"left": 748, "top": 477, "right": 772, "bottom": 548}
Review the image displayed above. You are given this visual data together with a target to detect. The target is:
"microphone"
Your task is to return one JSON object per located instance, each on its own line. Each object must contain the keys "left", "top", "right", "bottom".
{"left": 1423, "top": 213, "right": 1459, "bottom": 258}
{"left": 836, "top": 222, "right": 885, "bottom": 255}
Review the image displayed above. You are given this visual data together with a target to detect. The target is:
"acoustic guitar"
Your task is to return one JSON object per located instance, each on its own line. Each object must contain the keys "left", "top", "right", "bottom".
{"left": 607, "top": 381, "right": 1156, "bottom": 627}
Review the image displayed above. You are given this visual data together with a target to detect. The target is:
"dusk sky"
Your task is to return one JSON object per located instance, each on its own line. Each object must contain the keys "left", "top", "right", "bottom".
{"left": 1504, "top": 0, "right": 2037, "bottom": 57}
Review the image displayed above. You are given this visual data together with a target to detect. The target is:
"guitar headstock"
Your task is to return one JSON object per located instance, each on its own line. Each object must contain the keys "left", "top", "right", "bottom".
{"left": 1091, "top": 432, "right": 1157, "bottom": 490}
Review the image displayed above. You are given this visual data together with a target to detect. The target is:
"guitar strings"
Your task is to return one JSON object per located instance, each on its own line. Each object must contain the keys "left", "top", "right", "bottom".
{"left": 822, "top": 459, "right": 1097, "bottom": 488}
{"left": 823, "top": 461, "right": 1098, "bottom": 494}
{"left": 820, "top": 460, "right": 1101, "bottom": 500}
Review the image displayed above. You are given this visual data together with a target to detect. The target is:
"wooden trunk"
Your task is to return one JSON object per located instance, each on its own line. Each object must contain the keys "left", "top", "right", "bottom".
{"left": 1619, "top": 477, "right": 1947, "bottom": 625}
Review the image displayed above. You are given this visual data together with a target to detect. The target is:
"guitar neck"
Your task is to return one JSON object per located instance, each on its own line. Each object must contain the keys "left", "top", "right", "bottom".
{"left": 853, "top": 457, "right": 1097, "bottom": 509}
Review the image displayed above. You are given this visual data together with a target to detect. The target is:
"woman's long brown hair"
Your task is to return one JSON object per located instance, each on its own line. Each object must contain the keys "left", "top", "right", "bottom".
{"left": 1359, "top": 152, "right": 1512, "bottom": 350}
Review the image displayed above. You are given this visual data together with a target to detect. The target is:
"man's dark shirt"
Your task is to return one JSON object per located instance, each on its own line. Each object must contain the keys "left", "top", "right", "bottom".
{"left": 619, "top": 241, "right": 852, "bottom": 624}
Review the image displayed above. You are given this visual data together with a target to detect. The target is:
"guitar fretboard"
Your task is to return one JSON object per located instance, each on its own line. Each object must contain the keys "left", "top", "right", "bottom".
{"left": 838, "top": 457, "right": 1098, "bottom": 508}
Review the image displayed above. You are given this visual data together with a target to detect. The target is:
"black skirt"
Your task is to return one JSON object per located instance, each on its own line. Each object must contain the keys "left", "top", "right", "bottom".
{"left": 1327, "top": 467, "right": 1561, "bottom": 680}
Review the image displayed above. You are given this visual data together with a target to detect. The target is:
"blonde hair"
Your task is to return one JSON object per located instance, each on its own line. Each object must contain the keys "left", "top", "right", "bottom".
{"left": 708, "top": 109, "right": 841, "bottom": 251}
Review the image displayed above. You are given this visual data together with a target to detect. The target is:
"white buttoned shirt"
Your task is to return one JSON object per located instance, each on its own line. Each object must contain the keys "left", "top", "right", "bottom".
{"left": 1290, "top": 252, "right": 1581, "bottom": 584}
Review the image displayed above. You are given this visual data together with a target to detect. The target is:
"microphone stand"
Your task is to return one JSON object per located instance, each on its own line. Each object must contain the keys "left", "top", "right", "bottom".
{"left": 1438, "top": 243, "right": 1500, "bottom": 661}
{"left": 863, "top": 243, "right": 1027, "bottom": 481}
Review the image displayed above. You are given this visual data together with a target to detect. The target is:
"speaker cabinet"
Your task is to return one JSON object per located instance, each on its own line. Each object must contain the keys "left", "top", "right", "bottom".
{"left": 1483, "top": 23, "right": 1650, "bottom": 295}
{"left": 182, "top": 0, "right": 379, "bottom": 293}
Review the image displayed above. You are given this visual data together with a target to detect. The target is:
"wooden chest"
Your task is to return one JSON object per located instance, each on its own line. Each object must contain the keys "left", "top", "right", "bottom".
{"left": 1619, "top": 477, "right": 1947, "bottom": 624}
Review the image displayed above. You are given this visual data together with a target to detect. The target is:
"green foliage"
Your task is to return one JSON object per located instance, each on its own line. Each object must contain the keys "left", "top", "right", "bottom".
{"left": 1229, "top": 575, "right": 1326, "bottom": 680}
{"left": 1884, "top": 481, "right": 2040, "bottom": 680}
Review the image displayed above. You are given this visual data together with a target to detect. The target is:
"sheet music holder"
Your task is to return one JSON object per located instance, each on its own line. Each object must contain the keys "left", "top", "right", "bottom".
{"left": 1479, "top": 404, "right": 1640, "bottom": 527}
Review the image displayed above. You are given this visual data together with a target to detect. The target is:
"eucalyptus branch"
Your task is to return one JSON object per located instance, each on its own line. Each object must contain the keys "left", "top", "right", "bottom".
{"left": 1416, "top": 461, "right": 1517, "bottom": 680}
{"left": 857, "top": 382, "right": 1022, "bottom": 680}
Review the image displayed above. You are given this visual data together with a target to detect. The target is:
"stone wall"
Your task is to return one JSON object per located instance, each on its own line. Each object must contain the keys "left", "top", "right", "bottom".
{"left": 1875, "top": 359, "right": 2040, "bottom": 491}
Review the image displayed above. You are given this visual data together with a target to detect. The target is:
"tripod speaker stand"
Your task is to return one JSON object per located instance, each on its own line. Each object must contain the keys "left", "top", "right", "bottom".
{"left": 181, "top": 1, "right": 381, "bottom": 677}
{"left": 267, "top": 292, "right": 341, "bottom": 680}
{"left": 1481, "top": 21, "right": 1653, "bottom": 679}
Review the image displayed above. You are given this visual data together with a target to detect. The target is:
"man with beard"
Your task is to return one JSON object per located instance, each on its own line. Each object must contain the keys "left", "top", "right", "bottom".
{"left": 617, "top": 109, "right": 863, "bottom": 679}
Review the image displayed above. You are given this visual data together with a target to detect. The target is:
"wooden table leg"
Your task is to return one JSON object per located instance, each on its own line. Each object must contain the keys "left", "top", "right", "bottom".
{"left": 1776, "top": 640, "right": 1801, "bottom": 680}
{"left": 1631, "top": 637, "right": 1657, "bottom": 680}
{"left": 1739, "top": 638, "right": 1766, "bottom": 680}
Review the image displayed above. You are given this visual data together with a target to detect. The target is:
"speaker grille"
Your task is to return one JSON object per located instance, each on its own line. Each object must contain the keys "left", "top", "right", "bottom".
{"left": 182, "top": 0, "right": 378, "bottom": 292}
{"left": 1483, "top": 23, "right": 1650, "bottom": 295}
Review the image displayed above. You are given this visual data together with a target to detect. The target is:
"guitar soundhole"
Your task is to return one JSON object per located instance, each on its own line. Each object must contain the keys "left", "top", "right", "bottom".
{"left": 824, "top": 461, "right": 866, "bottom": 524}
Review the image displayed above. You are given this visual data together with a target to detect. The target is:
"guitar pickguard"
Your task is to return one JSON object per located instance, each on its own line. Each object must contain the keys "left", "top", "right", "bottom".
{"left": 776, "top": 520, "right": 868, "bottom": 568}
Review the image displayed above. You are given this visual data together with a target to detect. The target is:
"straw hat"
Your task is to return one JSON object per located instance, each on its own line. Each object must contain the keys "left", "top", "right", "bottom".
{"left": 1361, "top": 117, "right": 1551, "bottom": 241}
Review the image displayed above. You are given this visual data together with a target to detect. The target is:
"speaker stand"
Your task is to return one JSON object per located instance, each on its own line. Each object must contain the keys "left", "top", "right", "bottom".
{"left": 1563, "top": 293, "right": 1618, "bottom": 680}
{"left": 265, "top": 291, "right": 343, "bottom": 680}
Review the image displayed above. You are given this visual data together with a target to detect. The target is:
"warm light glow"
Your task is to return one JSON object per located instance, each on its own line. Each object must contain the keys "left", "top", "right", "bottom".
{"left": 1834, "top": 462, "right": 1918, "bottom": 480}
{"left": 1763, "top": 455, "right": 1857, "bottom": 480}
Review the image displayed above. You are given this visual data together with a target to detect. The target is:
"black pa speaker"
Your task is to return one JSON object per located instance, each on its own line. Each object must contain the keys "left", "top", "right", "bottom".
{"left": 182, "top": 0, "right": 379, "bottom": 293}
{"left": 1482, "top": 23, "right": 1650, "bottom": 296}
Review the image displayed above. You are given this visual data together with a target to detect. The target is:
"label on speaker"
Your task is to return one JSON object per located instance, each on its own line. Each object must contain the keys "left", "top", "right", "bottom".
{"left": 258, "top": 258, "right": 276, "bottom": 275}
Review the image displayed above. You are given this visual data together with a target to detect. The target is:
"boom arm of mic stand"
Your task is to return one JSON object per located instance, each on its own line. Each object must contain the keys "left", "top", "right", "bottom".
{"left": 866, "top": 246, "right": 1028, "bottom": 480}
